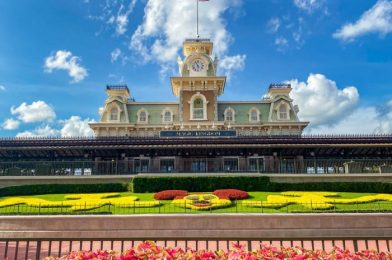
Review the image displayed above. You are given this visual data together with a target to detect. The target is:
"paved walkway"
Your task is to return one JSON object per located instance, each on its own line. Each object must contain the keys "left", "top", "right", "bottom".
{"left": 1, "top": 239, "right": 391, "bottom": 260}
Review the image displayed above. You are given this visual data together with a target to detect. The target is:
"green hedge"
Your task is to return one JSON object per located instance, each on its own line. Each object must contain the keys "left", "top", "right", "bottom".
{"left": 132, "top": 176, "right": 392, "bottom": 193}
{"left": 270, "top": 182, "right": 392, "bottom": 193}
{"left": 2, "top": 177, "right": 391, "bottom": 196}
{"left": 132, "top": 176, "right": 271, "bottom": 192}
{"left": 0, "top": 183, "right": 128, "bottom": 197}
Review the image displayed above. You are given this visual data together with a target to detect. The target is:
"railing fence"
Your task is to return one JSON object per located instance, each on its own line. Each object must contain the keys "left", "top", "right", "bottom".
{"left": 1, "top": 238, "right": 391, "bottom": 260}
{"left": 1, "top": 201, "right": 392, "bottom": 215}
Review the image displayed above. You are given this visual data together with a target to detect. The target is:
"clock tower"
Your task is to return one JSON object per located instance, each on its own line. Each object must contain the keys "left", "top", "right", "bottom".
{"left": 171, "top": 38, "right": 226, "bottom": 128}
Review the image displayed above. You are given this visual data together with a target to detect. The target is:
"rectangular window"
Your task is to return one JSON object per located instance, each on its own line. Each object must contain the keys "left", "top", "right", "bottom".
{"left": 191, "top": 159, "right": 207, "bottom": 172}
{"left": 110, "top": 114, "right": 118, "bottom": 121}
{"left": 280, "top": 160, "right": 295, "bottom": 173}
{"left": 279, "top": 112, "right": 288, "bottom": 120}
{"left": 223, "top": 158, "right": 238, "bottom": 172}
{"left": 248, "top": 157, "right": 264, "bottom": 172}
{"left": 193, "top": 108, "right": 204, "bottom": 119}
{"left": 134, "top": 158, "right": 149, "bottom": 173}
{"left": 160, "top": 159, "right": 175, "bottom": 173}
{"left": 164, "top": 113, "right": 171, "bottom": 122}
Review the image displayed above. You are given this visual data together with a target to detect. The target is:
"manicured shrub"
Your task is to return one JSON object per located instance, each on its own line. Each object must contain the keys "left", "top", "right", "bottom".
{"left": 154, "top": 190, "right": 188, "bottom": 200}
{"left": 213, "top": 189, "right": 249, "bottom": 200}
{"left": 0, "top": 183, "right": 128, "bottom": 197}
{"left": 132, "top": 176, "right": 271, "bottom": 193}
{"left": 132, "top": 175, "right": 392, "bottom": 194}
{"left": 270, "top": 182, "right": 392, "bottom": 193}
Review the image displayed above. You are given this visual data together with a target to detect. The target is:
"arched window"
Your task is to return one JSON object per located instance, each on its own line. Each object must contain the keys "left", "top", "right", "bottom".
{"left": 139, "top": 111, "right": 147, "bottom": 122}
{"left": 193, "top": 98, "right": 204, "bottom": 119}
{"left": 224, "top": 107, "right": 235, "bottom": 122}
{"left": 189, "top": 92, "right": 208, "bottom": 120}
{"left": 163, "top": 110, "right": 172, "bottom": 123}
{"left": 249, "top": 108, "right": 259, "bottom": 122}
{"left": 110, "top": 107, "right": 118, "bottom": 121}
{"left": 137, "top": 109, "right": 148, "bottom": 123}
{"left": 278, "top": 104, "right": 289, "bottom": 120}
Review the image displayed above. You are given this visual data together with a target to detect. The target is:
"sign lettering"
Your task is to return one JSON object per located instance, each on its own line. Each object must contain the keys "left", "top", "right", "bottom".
{"left": 160, "top": 130, "right": 237, "bottom": 138}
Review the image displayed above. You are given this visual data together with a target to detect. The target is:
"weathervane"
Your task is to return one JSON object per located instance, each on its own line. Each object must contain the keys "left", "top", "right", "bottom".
{"left": 196, "top": 0, "right": 209, "bottom": 38}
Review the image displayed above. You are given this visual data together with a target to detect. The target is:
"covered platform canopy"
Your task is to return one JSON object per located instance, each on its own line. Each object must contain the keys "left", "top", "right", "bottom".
{"left": 0, "top": 135, "right": 391, "bottom": 160}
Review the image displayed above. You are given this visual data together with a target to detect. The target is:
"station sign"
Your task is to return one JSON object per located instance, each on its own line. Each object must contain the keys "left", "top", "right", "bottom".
{"left": 160, "top": 130, "right": 237, "bottom": 138}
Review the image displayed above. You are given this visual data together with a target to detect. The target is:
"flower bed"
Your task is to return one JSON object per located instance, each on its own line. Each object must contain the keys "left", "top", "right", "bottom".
{"left": 0, "top": 193, "right": 160, "bottom": 211}
{"left": 243, "top": 191, "right": 392, "bottom": 210}
{"left": 153, "top": 190, "right": 188, "bottom": 200}
{"left": 213, "top": 189, "right": 249, "bottom": 200}
{"left": 172, "top": 193, "right": 231, "bottom": 210}
{"left": 46, "top": 241, "right": 392, "bottom": 259}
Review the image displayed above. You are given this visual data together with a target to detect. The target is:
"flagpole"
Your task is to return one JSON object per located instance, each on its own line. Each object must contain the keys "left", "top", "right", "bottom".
{"left": 196, "top": 0, "right": 199, "bottom": 38}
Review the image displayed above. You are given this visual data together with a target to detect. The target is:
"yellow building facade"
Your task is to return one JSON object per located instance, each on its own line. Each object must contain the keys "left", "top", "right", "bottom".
{"left": 90, "top": 39, "right": 308, "bottom": 137}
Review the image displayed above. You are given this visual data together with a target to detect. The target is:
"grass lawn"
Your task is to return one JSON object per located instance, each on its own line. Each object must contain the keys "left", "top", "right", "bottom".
{"left": 0, "top": 191, "right": 391, "bottom": 215}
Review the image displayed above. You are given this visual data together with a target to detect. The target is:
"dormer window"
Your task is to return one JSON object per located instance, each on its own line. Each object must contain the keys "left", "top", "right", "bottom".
{"left": 139, "top": 111, "right": 147, "bottom": 122}
{"left": 249, "top": 108, "right": 260, "bottom": 123}
{"left": 137, "top": 109, "right": 148, "bottom": 124}
{"left": 110, "top": 107, "right": 118, "bottom": 121}
{"left": 224, "top": 107, "right": 235, "bottom": 122}
{"left": 162, "top": 109, "right": 173, "bottom": 123}
{"left": 278, "top": 104, "right": 290, "bottom": 120}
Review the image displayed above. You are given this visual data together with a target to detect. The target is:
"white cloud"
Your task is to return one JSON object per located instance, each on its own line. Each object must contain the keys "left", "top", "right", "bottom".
{"left": 267, "top": 18, "right": 281, "bottom": 33}
{"left": 111, "top": 48, "right": 122, "bottom": 63}
{"left": 16, "top": 125, "right": 60, "bottom": 138}
{"left": 44, "top": 50, "right": 88, "bottom": 83}
{"left": 333, "top": 0, "right": 392, "bottom": 41}
{"left": 129, "top": 0, "right": 244, "bottom": 75}
{"left": 14, "top": 116, "right": 95, "bottom": 138}
{"left": 60, "top": 116, "right": 95, "bottom": 137}
{"left": 275, "top": 36, "right": 288, "bottom": 51}
{"left": 294, "top": 0, "right": 323, "bottom": 13}
{"left": 219, "top": 54, "right": 246, "bottom": 79}
{"left": 11, "top": 101, "right": 56, "bottom": 123}
{"left": 306, "top": 105, "right": 392, "bottom": 134}
{"left": 2, "top": 118, "right": 20, "bottom": 130}
{"left": 107, "top": 0, "right": 137, "bottom": 35}
{"left": 0, "top": 85, "right": 5, "bottom": 91}
{"left": 290, "top": 74, "right": 359, "bottom": 126}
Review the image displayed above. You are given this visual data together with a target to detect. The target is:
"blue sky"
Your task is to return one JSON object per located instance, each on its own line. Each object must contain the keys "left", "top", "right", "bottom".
{"left": 0, "top": 0, "right": 392, "bottom": 137}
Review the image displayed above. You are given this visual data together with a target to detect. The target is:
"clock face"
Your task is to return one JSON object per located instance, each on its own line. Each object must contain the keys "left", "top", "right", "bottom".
{"left": 191, "top": 59, "right": 205, "bottom": 72}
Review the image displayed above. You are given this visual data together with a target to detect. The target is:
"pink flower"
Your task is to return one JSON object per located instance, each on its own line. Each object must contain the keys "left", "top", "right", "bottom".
{"left": 52, "top": 241, "right": 392, "bottom": 260}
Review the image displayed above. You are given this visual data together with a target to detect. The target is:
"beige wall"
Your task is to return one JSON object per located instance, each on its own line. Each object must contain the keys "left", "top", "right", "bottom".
{"left": 0, "top": 214, "right": 391, "bottom": 239}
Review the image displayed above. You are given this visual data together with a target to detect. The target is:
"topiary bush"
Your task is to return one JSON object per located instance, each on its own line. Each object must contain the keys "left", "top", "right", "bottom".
{"left": 154, "top": 190, "right": 188, "bottom": 200}
{"left": 213, "top": 189, "right": 249, "bottom": 200}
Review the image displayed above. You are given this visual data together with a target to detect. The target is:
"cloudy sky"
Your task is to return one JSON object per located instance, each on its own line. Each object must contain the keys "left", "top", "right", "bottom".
{"left": 0, "top": 0, "right": 392, "bottom": 137}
